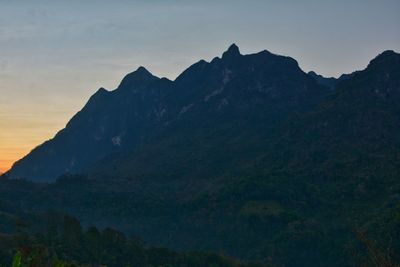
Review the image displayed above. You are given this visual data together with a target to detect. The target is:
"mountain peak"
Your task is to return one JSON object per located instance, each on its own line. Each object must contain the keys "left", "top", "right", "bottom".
{"left": 368, "top": 50, "right": 399, "bottom": 67}
{"left": 222, "top": 43, "right": 241, "bottom": 59}
{"left": 118, "top": 66, "right": 158, "bottom": 89}
{"left": 378, "top": 50, "right": 398, "bottom": 57}
{"left": 128, "top": 66, "right": 154, "bottom": 79}
{"left": 136, "top": 66, "right": 153, "bottom": 76}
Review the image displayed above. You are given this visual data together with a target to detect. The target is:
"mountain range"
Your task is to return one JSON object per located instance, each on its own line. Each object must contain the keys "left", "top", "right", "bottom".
{"left": 6, "top": 44, "right": 327, "bottom": 182}
{"left": 1, "top": 45, "right": 400, "bottom": 267}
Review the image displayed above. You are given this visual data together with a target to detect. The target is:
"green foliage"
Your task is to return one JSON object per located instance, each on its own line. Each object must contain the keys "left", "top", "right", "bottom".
{"left": 11, "top": 251, "right": 21, "bottom": 267}
{"left": 2, "top": 215, "right": 268, "bottom": 267}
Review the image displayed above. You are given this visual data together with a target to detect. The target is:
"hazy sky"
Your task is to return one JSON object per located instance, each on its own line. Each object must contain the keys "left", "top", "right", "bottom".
{"left": 0, "top": 0, "right": 399, "bottom": 173}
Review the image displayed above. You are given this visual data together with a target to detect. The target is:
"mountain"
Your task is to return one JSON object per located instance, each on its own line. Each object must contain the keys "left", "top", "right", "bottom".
{"left": 1, "top": 46, "right": 400, "bottom": 267}
{"left": 6, "top": 66, "right": 173, "bottom": 182}
{"left": 308, "top": 71, "right": 338, "bottom": 89}
{"left": 6, "top": 44, "right": 327, "bottom": 182}
{"left": 82, "top": 49, "right": 400, "bottom": 263}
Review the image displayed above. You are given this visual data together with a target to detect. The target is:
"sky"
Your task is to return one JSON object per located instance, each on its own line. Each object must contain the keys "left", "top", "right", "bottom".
{"left": 0, "top": 0, "right": 399, "bottom": 173}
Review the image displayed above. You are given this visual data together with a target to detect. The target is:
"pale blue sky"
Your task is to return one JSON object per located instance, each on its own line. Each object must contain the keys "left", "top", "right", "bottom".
{"left": 0, "top": 0, "right": 399, "bottom": 172}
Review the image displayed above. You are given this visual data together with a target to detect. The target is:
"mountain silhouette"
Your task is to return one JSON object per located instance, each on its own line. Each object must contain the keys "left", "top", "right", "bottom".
{"left": 7, "top": 44, "right": 327, "bottom": 182}
{"left": 1, "top": 45, "right": 400, "bottom": 267}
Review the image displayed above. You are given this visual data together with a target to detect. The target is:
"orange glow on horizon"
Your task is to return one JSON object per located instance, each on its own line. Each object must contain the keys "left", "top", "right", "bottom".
{"left": 0, "top": 103, "right": 76, "bottom": 176}
{"left": 0, "top": 131, "right": 63, "bottom": 174}
{"left": 0, "top": 156, "right": 22, "bottom": 174}
{"left": 0, "top": 136, "right": 51, "bottom": 174}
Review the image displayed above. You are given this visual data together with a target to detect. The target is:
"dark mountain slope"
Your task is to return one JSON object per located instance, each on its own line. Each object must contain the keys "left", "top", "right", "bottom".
{"left": 283, "top": 50, "right": 400, "bottom": 177}
{"left": 7, "top": 67, "right": 173, "bottom": 182}
{"left": 87, "top": 44, "right": 328, "bottom": 193}
{"left": 6, "top": 44, "right": 326, "bottom": 182}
